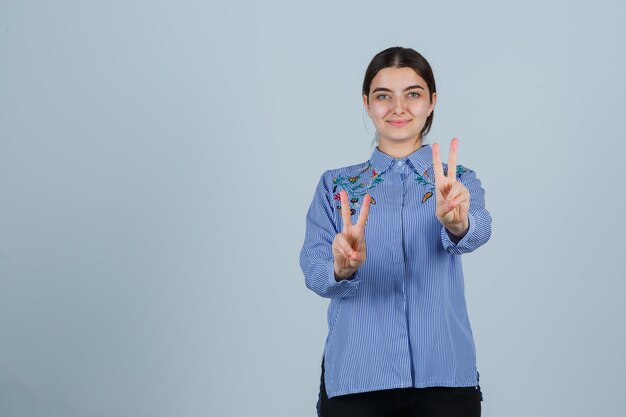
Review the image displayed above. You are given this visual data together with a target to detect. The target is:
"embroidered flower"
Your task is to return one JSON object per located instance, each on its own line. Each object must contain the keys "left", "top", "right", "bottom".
{"left": 415, "top": 164, "right": 468, "bottom": 203}
{"left": 336, "top": 206, "right": 356, "bottom": 215}
{"left": 443, "top": 165, "right": 468, "bottom": 178}
{"left": 415, "top": 169, "right": 435, "bottom": 193}
{"left": 332, "top": 163, "right": 384, "bottom": 213}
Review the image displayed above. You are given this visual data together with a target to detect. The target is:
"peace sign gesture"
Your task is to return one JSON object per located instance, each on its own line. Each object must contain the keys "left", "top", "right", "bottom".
{"left": 432, "top": 138, "right": 470, "bottom": 238}
{"left": 332, "top": 190, "right": 371, "bottom": 281}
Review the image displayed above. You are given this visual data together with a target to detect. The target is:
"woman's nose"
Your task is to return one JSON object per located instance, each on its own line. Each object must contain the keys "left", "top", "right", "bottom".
{"left": 393, "top": 97, "right": 406, "bottom": 114}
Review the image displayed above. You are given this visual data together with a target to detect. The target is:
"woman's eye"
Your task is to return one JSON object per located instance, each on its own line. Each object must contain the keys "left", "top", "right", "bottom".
{"left": 376, "top": 94, "right": 390, "bottom": 100}
{"left": 408, "top": 92, "right": 420, "bottom": 98}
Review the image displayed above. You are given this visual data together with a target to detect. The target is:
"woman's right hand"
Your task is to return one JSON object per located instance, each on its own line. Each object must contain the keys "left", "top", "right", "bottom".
{"left": 332, "top": 190, "right": 371, "bottom": 280}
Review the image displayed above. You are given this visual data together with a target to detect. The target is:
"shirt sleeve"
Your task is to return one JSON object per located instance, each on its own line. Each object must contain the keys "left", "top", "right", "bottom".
{"left": 440, "top": 168, "right": 492, "bottom": 254}
{"left": 299, "top": 172, "right": 361, "bottom": 299}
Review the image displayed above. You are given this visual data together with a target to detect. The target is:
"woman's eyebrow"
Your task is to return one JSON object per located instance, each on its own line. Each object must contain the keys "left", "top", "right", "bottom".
{"left": 372, "top": 85, "right": 425, "bottom": 93}
{"left": 403, "top": 85, "right": 425, "bottom": 91}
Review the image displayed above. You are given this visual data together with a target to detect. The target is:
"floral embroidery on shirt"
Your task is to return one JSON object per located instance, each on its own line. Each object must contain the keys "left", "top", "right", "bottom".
{"left": 415, "top": 164, "right": 468, "bottom": 203}
{"left": 332, "top": 163, "right": 383, "bottom": 213}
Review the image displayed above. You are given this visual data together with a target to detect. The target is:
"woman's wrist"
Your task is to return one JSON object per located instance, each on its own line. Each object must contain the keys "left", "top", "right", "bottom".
{"left": 445, "top": 218, "right": 469, "bottom": 239}
{"left": 334, "top": 263, "right": 357, "bottom": 281}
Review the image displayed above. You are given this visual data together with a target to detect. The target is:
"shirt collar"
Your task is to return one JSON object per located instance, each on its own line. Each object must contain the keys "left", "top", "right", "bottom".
{"left": 369, "top": 144, "right": 433, "bottom": 174}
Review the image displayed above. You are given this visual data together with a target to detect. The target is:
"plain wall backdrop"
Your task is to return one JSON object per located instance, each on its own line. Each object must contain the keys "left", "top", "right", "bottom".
{"left": 1, "top": 0, "right": 625, "bottom": 416}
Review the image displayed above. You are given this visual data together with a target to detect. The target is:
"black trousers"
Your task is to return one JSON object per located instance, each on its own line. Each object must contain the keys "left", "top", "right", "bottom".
{"left": 317, "top": 359, "right": 482, "bottom": 417}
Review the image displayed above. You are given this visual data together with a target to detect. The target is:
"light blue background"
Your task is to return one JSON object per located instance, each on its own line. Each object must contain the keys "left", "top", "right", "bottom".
{"left": 1, "top": 1, "right": 625, "bottom": 416}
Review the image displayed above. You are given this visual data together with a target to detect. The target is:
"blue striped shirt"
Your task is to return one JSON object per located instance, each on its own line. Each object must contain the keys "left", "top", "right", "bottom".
{"left": 300, "top": 144, "right": 492, "bottom": 398}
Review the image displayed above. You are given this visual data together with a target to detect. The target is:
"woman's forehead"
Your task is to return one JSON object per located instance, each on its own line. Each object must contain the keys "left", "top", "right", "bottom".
{"left": 370, "top": 67, "right": 427, "bottom": 91}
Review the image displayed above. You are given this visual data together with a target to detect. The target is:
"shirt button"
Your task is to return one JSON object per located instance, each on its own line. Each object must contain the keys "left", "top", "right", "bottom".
{"left": 397, "top": 160, "right": 404, "bottom": 167}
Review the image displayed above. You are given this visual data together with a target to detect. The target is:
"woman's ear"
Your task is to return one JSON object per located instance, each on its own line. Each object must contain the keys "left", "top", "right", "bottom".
{"left": 428, "top": 92, "right": 437, "bottom": 116}
{"left": 363, "top": 94, "right": 370, "bottom": 116}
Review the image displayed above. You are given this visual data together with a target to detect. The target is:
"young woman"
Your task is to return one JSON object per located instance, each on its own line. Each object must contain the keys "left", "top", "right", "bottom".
{"left": 300, "top": 47, "right": 492, "bottom": 417}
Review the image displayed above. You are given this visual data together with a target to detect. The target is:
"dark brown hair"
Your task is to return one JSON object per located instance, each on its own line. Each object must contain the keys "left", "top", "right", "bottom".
{"left": 362, "top": 47, "right": 436, "bottom": 137}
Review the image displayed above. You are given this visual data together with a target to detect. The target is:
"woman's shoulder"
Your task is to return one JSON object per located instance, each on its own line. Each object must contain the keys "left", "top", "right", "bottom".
{"left": 316, "top": 160, "right": 372, "bottom": 189}
{"left": 324, "top": 160, "right": 371, "bottom": 177}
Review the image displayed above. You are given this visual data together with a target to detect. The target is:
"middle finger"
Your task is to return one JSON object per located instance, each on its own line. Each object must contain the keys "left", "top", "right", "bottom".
{"left": 340, "top": 190, "right": 352, "bottom": 230}
{"left": 447, "top": 138, "right": 458, "bottom": 181}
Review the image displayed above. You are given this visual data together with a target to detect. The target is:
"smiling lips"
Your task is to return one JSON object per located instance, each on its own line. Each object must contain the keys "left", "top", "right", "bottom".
{"left": 388, "top": 119, "right": 411, "bottom": 127}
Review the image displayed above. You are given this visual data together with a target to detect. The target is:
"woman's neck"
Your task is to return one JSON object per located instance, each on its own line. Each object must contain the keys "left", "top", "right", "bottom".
{"left": 377, "top": 138, "right": 423, "bottom": 158}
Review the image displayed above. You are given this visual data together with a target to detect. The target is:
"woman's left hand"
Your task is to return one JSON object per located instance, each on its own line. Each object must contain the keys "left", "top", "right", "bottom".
{"left": 432, "top": 138, "right": 470, "bottom": 238}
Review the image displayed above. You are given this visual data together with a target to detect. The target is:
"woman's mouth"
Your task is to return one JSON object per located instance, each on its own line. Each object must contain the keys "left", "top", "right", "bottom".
{"left": 388, "top": 120, "right": 410, "bottom": 127}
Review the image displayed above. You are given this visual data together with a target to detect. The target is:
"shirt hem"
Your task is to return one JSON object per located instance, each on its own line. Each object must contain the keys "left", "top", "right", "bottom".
{"left": 328, "top": 379, "right": 479, "bottom": 398}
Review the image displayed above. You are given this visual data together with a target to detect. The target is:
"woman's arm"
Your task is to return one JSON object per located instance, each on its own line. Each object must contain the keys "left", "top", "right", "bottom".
{"left": 433, "top": 139, "right": 492, "bottom": 254}
{"left": 300, "top": 173, "right": 369, "bottom": 299}
{"left": 440, "top": 167, "right": 492, "bottom": 254}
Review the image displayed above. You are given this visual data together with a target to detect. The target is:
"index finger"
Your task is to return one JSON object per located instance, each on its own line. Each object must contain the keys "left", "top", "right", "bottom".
{"left": 355, "top": 194, "right": 371, "bottom": 229}
{"left": 339, "top": 190, "right": 352, "bottom": 230}
{"left": 432, "top": 142, "right": 445, "bottom": 181}
{"left": 447, "top": 138, "right": 458, "bottom": 181}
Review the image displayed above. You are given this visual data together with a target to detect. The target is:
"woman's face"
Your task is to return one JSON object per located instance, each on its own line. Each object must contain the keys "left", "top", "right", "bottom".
{"left": 364, "top": 67, "right": 436, "bottom": 147}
